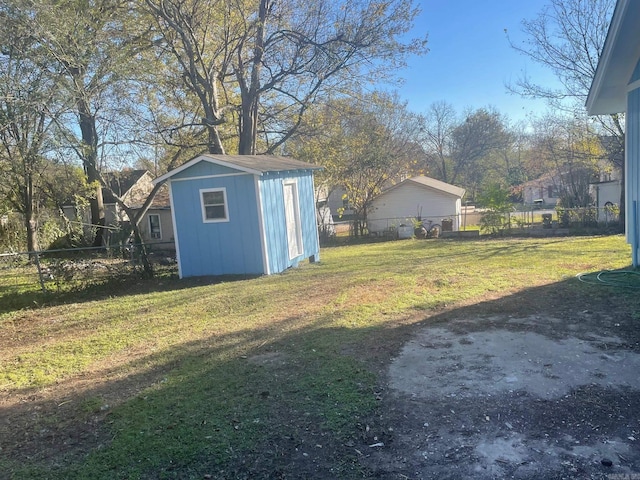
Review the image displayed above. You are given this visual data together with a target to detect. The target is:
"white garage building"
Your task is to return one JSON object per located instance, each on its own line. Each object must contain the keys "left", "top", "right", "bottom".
{"left": 367, "top": 176, "right": 466, "bottom": 236}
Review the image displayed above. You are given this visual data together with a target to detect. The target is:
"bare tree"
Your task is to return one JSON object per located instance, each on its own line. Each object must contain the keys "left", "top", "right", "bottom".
{"left": 509, "top": 0, "right": 624, "bottom": 221}
{"left": 421, "top": 105, "right": 511, "bottom": 198}
{"left": 240, "top": 0, "right": 427, "bottom": 155}
{"left": 509, "top": 0, "right": 613, "bottom": 105}
{"left": 145, "top": 0, "right": 235, "bottom": 155}
{"left": 145, "top": 0, "right": 427, "bottom": 156}
{"left": 530, "top": 114, "right": 602, "bottom": 208}
{"left": 419, "top": 101, "right": 457, "bottom": 183}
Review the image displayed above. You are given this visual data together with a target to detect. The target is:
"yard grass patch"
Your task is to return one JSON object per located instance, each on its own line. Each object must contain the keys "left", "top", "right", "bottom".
{"left": 0, "top": 235, "right": 637, "bottom": 479}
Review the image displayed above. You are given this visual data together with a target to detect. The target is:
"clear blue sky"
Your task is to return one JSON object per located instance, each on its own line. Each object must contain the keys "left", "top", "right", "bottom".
{"left": 395, "top": 0, "right": 565, "bottom": 123}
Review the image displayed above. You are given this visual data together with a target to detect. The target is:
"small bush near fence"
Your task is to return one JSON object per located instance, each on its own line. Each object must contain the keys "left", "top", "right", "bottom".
{"left": 0, "top": 244, "right": 177, "bottom": 311}
{"left": 480, "top": 206, "right": 621, "bottom": 235}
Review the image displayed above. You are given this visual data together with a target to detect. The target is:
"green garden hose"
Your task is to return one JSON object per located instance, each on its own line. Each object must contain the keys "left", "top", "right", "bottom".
{"left": 576, "top": 270, "right": 640, "bottom": 289}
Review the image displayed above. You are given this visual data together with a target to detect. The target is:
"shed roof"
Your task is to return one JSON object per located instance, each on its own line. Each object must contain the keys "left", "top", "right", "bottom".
{"left": 153, "top": 154, "right": 322, "bottom": 185}
{"left": 379, "top": 176, "right": 466, "bottom": 199}
{"left": 586, "top": 0, "right": 640, "bottom": 115}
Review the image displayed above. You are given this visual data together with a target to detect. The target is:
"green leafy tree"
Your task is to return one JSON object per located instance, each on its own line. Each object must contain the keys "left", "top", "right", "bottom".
{"left": 477, "top": 184, "right": 514, "bottom": 234}
{"left": 0, "top": 7, "right": 61, "bottom": 252}
{"left": 289, "top": 91, "right": 424, "bottom": 236}
{"left": 17, "top": 0, "right": 153, "bottom": 246}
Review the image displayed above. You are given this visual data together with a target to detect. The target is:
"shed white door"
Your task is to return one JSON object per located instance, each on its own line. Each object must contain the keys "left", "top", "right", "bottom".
{"left": 283, "top": 181, "right": 303, "bottom": 259}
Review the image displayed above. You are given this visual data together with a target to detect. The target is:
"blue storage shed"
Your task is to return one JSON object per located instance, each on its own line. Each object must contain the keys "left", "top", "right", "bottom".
{"left": 153, "top": 154, "right": 323, "bottom": 278}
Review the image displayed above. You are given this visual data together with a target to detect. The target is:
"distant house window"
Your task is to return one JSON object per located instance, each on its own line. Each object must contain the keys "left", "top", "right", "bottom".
{"left": 200, "top": 188, "right": 229, "bottom": 223}
{"left": 548, "top": 186, "right": 559, "bottom": 198}
{"left": 149, "top": 214, "right": 161, "bottom": 239}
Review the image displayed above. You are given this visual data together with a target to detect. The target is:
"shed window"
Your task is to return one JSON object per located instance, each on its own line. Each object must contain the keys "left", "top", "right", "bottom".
{"left": 149, "top": 214, "right": 161, "bottom": 239}
{"left": 201, "top": 188, "right": 229, "bottom": 223}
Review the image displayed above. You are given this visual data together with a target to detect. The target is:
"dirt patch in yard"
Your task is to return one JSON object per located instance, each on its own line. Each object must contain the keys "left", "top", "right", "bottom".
{"left": 362, "top": 296, "right": 640, "bottom": 479}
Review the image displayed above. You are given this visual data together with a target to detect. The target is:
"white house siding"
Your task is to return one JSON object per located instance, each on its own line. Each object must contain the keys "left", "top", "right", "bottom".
{"left": 523, "top": 183, "right": 560, "bottom": 205}
{"left": 590, "top": 180, "right": 622, "bottom": 209}
{"left": 368, "top": 182, "right": 462, "bottom": 234}
{"left": 326, "top": 186, "right": 354, "bottom": 217}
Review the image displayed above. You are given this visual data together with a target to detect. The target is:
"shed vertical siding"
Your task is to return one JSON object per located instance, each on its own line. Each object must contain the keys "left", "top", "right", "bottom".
{"left": 298, "top": 171, "right": 321, "bottom": 262}
{"left": 259, "top": 173, "right": 287, "bottom": 273}
{"left": 170, "top": 173, "right": 264, "bottom": 277}
{"left": 627, "top": 86, "right": 640, "bottom": 266}
{"left": 258, "top": 171, "right": 320, "bottom": 274}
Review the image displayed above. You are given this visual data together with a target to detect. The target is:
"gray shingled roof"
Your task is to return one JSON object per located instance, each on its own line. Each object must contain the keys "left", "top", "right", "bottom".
{"left": 201, "top": 154, "right": 322, "bottom": 173}
{"left": 102, "top": 170, "right": 149, "bottom": 204}
{"left": 381, "top": 176, "right": 466, "bottom": 198}
{"left": 153, "top": 154, "right": 322, "bottom": 185}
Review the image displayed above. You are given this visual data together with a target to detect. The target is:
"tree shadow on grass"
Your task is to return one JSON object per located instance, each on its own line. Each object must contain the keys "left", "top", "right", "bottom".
{"left": 2, "top": 272, "right": 640, "bottom": 479}
{"left": 0, "top": 270, "right": 261, "bottom": 316}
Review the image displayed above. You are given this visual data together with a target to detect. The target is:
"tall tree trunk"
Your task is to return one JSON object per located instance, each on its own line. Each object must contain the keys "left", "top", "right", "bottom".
{"left": 238, "top": 99, "right": 257, "bottom": 155}
{"left": 238, "top": 0, "right": 268, "bottom": 155}
{"left": 75, "top": 85, "right": 106, "bottom": 247}
{"left": 23, "top": 175, "right": 39, "bottom": 254}
{"left": 26, "top": 217, "right": 38, "bottom": 254}
{"left": 206, "top": 124, "right": 225, "bottom": 155}
{"left": 87, "top": 165, "right": 106, "bottom": 247}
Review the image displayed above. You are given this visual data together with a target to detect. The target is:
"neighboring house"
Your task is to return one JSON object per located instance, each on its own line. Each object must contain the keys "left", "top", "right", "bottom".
{"left": 521, "top": 167, "right": 600, "bottom": 207}
{"left": 153, "top": 154, "right": 322, "bottom": 278}
{"left": 367, "top": 176, "right": 466, "bottom": 235}
{"left": 589, "top": 162, "right": 623, "bottom": 212}
{"left": 521, "top": 172, "right": 563, "bottom": 206}
{"left": 586, "top": 0, "right": 640, "bottom": 266}
{"left": 102, "top": 170, "right": 154, "bottom": 225}
{"left": 62, "top": 169, "right": 174, "bottom": 249}
{"left": 589, "top": 137, "right": 624, "bottom": 214}
{"left": 314, "top": 183, "right": 335, "bottom": 238}
{"left": 326, "top": 186, "right": 355, "bottom": 219}
{"left": 132, "top": 183, "right": 175, "bottom": 251}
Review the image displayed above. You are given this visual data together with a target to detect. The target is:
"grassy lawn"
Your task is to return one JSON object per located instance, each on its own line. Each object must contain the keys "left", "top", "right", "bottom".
{"left": 0, "top": 235, "right": 638, "bottom": 479}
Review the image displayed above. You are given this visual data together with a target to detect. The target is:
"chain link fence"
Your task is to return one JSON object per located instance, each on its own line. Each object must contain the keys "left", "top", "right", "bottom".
{"left": 0, "top": 243, "right": 177, "bottom": 301}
